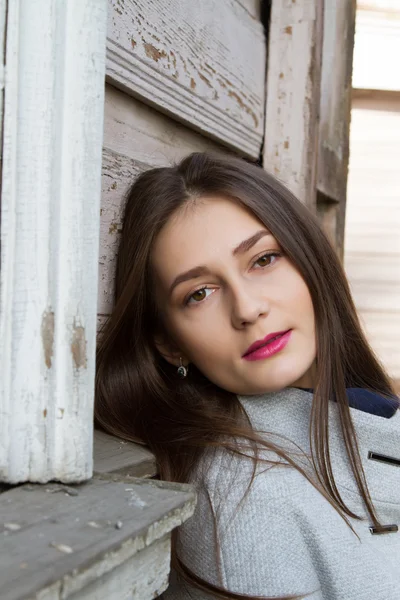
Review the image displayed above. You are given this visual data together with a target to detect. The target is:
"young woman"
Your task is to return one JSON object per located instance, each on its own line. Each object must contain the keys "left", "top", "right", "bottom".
{"left": 95, "top": 152, "right": 400, "bottom": 600}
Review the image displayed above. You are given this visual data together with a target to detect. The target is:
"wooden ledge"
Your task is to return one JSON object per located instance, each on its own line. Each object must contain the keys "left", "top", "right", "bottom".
{"left": 93, "top": 429, "right": 157, "bottom": 478}
{"left": 0, "top": 477, "right": 196, "bottom": 600}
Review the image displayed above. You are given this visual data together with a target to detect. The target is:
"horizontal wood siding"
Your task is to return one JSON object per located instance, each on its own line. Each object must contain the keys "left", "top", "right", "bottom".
{"left": 106, "top": 0, "right": 266, "bottom": 158}
{"left": 352, "top": 2, "right": 400, "bottom": 91}
{"left": 344, "top": 94, "right": 400, "bottom": 378}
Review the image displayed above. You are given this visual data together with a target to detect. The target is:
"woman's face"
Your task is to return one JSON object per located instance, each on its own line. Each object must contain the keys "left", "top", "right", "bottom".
{"left": 151, "top": 196, "right": 317, "bottom": 395}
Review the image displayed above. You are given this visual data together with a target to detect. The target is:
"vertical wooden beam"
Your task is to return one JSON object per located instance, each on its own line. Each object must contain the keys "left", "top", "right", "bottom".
{"left": 263, "top": 0, "right": 324, "bottom": 209}
{"left": 317, "top": 0, "right": 357, "bottom": 257}
{"left": 0, "top": 0, "right": 107, "bottom": 483}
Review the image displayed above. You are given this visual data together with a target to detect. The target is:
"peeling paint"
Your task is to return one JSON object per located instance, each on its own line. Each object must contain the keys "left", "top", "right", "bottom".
{"left": 190, "top": 77, "right": 196, "bottom": 90}
{"left": 284, "top": 26, "right": 293, "bottom": 35}
{"left": 43, "top": 409, "right": 47, "bottom": 418}
{"left": 41, "top": 310, "right": 55, "bottom": 369}
{"left": 109, "top": 222, "right": 120, "bottom": 234}
{"left": 131, "top": 38, "right": 136, "bottom": 49}
{"left": 143, "top": 42, "right": 167, "bottom": 62}
{"left": 228, "top": 90, "right": 259, "bottom": 128}
{"left": 199, "top": 73, "right": 212, "bottom": 88}
{"left": 204, "top": 62, "right": 216, "bottom": 74}
{"left": 71, "top": 322, "right": 87, "bottom": 369}
{"left": 170, "top": 50, "right": 177, "bottom": 70}
{"left": 284, "top": 140, "right": 290, "bottom": 149}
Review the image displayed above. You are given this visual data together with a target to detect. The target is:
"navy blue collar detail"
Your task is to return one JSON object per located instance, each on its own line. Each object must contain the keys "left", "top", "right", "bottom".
{"left": 295, "top": 387, "right": 400, "bottom": 419}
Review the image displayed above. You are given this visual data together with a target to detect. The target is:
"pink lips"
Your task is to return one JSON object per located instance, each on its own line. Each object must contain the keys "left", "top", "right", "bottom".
{"left": 242, "top": 330, "right": 292, "bottom": 361}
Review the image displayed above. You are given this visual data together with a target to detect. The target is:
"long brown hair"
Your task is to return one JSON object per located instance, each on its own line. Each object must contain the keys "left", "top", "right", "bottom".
{"left": 95, "top": 152, "right": 395, "bottom": 600}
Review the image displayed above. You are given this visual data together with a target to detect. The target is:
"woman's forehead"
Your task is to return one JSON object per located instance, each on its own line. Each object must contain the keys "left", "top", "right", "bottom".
{"left": 154, "top": 196, "right": 267, "bottom": 252}
{"left": 150, "top": 196, "right": 272, "bottom": 285}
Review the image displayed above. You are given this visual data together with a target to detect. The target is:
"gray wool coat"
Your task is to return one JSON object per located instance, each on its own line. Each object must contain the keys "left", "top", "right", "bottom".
{"left": 162, "top": 388, "right": 400, "bottom": 600}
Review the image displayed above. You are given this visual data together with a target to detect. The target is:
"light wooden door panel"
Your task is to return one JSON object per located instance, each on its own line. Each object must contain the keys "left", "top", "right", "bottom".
{"left": 344, "top": 95, "right": 400, "bottom": 380}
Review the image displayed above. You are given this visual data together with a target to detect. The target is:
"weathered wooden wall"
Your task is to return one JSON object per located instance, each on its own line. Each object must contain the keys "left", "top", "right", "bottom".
{"left": 263, "top": 0, "right": 323, "bottom": 208}
{"left": 317, "top": 0, "right": 356, "bottom": 257}
{"left": 99, "top": 85, "right": 222, "bottom": 319}
{"left": 344, "top": 0, "right": 400, "bottom": 383}
{"left": 106, "top": 0, "right": 266, "bottom": 158}
{"left": 352, "top": 1, "right": 400, "bottom": 91}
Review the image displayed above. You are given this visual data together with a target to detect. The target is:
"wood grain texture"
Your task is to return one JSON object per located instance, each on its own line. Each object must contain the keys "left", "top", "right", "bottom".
{"left": 68, "top": 536, "right": 171, "bottom": 600}
{"left": 106, "top": 0, "right": 266, "bottom": 158}
{"left": 263, "top": 0, "right": 323, "bottom": 207}
{"left": 0, "top": 0, "right": 5, "bottom": 153}
{"left": 0, "top": 0, "right": 107, "bottom": 483}
{"left": 99, "top": 84, "right": 222, "bottom": 316}
{"left": 0, "top": 478, "right": 195, "bottom": 600}
{"left": 93, "top": 429, "right": 157, "bottom": 478}
{"left": 317, "top": 0, "right": 356, "bottom": 257}
{"left": 344, "top": 95, "right": 400, "bottom": 378}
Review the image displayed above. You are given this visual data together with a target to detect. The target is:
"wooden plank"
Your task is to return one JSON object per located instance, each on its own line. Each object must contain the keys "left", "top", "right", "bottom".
{"left": 235, "top": 0, "right": 261, "bottom": 20}
{"left": 0, "top": 477, "right": 196, "bottom": 600}
{"left": 317, "top": 0, "right": 356, "bottom": 257}
{"left": 93, "top": 429, "right": 157, "bottom": 478}
{"left": 68, "top": 536, "right": 171, "bottom": 600}
{"left": 263, "top": 0, "right": 323, "bottom": 208}
{"left": 106, "top": 0, "right": 266, "bottom": 158}
{"left": 0, "top": 1, "right": 107, "bottom": 484}
{"left": 0, "top": 0, "right": 6, "bottom": 154}
{"left": 352, "top": 2, "right": 400, "bottom": 91}
{"left": 99, "top": 84, "right": 222, "bottom": 316}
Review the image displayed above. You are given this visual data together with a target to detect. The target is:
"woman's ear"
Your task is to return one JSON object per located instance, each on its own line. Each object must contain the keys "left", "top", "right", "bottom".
{"left": 154, "top": 334, "right": 189, "bottom": 367}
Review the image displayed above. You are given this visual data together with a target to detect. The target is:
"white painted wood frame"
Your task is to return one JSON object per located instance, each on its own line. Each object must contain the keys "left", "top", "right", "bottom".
{"left": 0, "top": 0, "right": 107, "bottom": 483}
{"left": 263, "top": 0, "right": 323, "bottom": 207}
{"left": 106, "top": 0, "right": 266, "bottom": 159}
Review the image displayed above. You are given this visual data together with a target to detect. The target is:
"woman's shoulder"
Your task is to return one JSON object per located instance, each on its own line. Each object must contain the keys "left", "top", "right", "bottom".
{"left": 191, "top": 439, "right": 313, "bottom": 509}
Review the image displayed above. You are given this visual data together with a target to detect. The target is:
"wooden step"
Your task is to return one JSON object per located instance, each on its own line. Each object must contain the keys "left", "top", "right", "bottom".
{"left": 0, "top": 476, "right": 196, "bottom": 600}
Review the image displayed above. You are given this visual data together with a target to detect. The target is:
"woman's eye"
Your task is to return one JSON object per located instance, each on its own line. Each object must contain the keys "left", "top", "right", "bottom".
{"left": 253, "top": 252, "right": 280, "bottom": 269}
{"left": 187, "top": 287, "right": 213, "bottom": 305}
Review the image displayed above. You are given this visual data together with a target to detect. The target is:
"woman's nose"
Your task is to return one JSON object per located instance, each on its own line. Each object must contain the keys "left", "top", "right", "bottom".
{"left": 230, "top": 283, "right": 270, "bottom": 329}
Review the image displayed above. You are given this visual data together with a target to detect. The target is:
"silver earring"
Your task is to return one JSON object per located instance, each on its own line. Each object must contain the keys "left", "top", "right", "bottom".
{"left": 177, "top": 357, "right": 188, "bottom": 379}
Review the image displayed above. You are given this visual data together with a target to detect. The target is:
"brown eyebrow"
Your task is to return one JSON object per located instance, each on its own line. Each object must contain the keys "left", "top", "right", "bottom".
{"left": 169, "top": 266, "right": 213, "bottom": 295}
{"left": 232, "top": 230, "right": 271, "bottom": 256}
{"left": 169, "top": 230, "right": 271, "bottom": 295}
